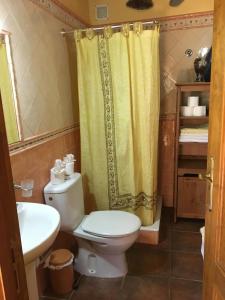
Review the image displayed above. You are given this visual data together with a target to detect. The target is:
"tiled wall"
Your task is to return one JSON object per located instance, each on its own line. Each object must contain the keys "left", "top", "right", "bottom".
{"left": 10, "top": 127, "right": 80, "bottom": 203}
{"left": 0, "top": 0, "right": 83, "bottom": 139}
{"left": 159, "top": 12, "right": 213, "bottom": 115}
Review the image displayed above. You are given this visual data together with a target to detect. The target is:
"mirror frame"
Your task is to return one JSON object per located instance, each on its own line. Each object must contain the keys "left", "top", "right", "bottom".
{"left": 0, "top": 29, "right": 22, "bottom": 146}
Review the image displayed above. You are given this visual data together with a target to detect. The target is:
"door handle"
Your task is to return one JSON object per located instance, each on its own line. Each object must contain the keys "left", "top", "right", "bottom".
{"left": 198, "top": 172, "right": 212, "bottom": 183}
{"left": 199, "top": 156, "right": 214, "bottom": 211}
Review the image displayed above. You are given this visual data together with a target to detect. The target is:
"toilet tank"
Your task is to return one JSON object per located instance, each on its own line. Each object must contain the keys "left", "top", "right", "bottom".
{"left": 44, "top": 173, "right": 84, "bottom": 231}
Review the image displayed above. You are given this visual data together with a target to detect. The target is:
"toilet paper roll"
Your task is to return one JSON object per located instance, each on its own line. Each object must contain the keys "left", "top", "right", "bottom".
{"left": 187, "top": 96, "right": 199, "bottom": 107}
{"left": 193, "top": 106, "right": 206, "bottom": 117}
{"left": 180, "top": 106, "right": 194, "bottom": 117}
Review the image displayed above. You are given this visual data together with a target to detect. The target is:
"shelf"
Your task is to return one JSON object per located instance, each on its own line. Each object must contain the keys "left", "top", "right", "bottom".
{"left": 180, "top": 116, "right": 209, "bottom": 126}
{"left": 178, "top": 159, "right": 207, "bottom": 175}
{"left": 176, "top": 82, "right": 210, "bottom": 86}
{"left": 179, "top": 142, "right": 208, "bottom": 156}
{"left": 180, "top": 116, "right": 209, "bottom": 121}
{"left": 176, "top": 82, "right": 210, "bottom": 92}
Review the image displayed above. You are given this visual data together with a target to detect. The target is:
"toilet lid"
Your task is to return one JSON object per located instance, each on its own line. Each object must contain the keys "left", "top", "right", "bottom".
{"left": 81, "top": 211, "right": 141, "bottom": 238}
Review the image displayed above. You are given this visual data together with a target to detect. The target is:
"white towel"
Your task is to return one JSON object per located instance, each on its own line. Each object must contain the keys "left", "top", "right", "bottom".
{"left": 180, "top": 124, "right": 208, "bottom": 135}
{"left": 179, "top": 135, "right": 208, "bottom": 143}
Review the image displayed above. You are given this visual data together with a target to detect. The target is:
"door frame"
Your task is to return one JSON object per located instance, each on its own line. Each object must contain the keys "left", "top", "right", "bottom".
{"left": 0, "top": 92, "right": 28, "bottom": 299}
{"left": 203, "top": 0, "right": 225, "bottom": 298}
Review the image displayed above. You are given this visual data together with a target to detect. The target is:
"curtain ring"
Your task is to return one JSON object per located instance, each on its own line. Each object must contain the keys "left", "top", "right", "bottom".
{"left": 74, "top": 30, "right": 82, "bottom": 42}
{"left": 86, "top": 28, "right": 95, "bottom": 40}
{"left": 104, "top": 26, "right": 113, "bottom": 39}
{"left": 122, "top": 24, "right": 130, "bottom": 37}
{"left": 133, "top": 22, "right": 143, "bottom": 35}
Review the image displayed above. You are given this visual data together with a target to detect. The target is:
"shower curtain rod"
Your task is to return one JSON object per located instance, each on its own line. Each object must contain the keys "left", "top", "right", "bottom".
{"left": 60, "top": 20, "right": 159, "bottom": 36}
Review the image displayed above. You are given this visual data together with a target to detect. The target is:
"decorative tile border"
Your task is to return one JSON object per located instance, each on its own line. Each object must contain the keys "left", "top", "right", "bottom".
{"left": 29, "top": 0, "right": 86, "bottom": 28}
{"left": 158, "top": 11, "right": 214, "bottom": 32}
{"left": 96, "top": 11, "right": 214, "bottom": 32}
{"left": 10, "top": 124, "right": 79, "bottom": 153}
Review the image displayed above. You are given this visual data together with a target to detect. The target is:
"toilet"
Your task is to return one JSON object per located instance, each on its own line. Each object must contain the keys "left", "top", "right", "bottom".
{"left": 44, "top": 173, "right": 141, "bottom": 278}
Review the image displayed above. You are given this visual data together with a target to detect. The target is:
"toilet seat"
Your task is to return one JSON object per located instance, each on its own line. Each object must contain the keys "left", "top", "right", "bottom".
{"left": 81, "top": 210, "right": 141, "bottom": 238}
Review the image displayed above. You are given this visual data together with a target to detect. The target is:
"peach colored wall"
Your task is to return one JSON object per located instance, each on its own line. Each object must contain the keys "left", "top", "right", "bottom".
{"left": 0, "top": 0, "right": 82, "bottom": 140}
{"left": 10, "top": 128, "right": 80, "bottom": 204}
{"left": 88, "top": 0, "right": 214, "bottom": 25}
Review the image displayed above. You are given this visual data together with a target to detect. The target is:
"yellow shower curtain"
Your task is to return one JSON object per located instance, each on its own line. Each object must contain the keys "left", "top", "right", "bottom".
{"left": 0, "top": 40, "right": 19, "bottom": 144}
{"left": 75, "top": 24, "right": 160, "bottom": 225}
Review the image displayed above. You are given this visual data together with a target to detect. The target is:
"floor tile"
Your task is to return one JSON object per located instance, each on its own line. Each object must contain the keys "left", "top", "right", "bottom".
{"left": 172, "top": 231, "right": 202, "bottom": 253}
{"left": 172, "top": 252, "right": 203, "bottom": 281}
{"left": 72, "top": 276, "right": 124, "bottom": 300}
{"left": 171, "top": 219, "right": 204, "bottom": 233}
{"left": 148, "top": 225, "right": 172, "bottom": 251}
{"left": 119, "top": 276, "right": 169, "bottom": 300}
{"left": 170, "top": 278, "right": 202, "bottom": 300}
{"left": 127, "top": 244, "right": 171, "bottom": 277}
{"left": 41, "top": 292, "right": 72, "bottom": 300}
{"left": 42, "top": 209, "right": 204, "bottom": 300}
{"left": 161, "top": 208, "right": 174, "bottom": 225}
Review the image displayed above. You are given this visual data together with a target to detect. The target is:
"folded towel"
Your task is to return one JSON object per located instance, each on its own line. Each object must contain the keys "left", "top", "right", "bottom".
{"left": 179, "top": 135, "right": 208, "bottom": 143}
{"left": 180, "top": 124, "right": 208, "bottom": 135}
{"left": 179, "top": 124, "right": 208, "bottom": 142}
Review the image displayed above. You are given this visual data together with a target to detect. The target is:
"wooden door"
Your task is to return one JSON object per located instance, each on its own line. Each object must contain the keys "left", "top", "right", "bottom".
{"left": 203, "top": 0, "right": 225, "bottom": 299}
{"left": 0, "top": 93, "right": 28, "bottom": 299}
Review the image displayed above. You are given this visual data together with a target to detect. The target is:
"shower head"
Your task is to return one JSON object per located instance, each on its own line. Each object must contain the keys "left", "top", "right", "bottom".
{"left": 169, "top": 0, "right": 184, "bottom": 6}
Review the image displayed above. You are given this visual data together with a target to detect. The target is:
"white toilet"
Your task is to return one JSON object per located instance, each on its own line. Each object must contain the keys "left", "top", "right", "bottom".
{"left": 44, "top": 173, "right": 141, "bottom": 278}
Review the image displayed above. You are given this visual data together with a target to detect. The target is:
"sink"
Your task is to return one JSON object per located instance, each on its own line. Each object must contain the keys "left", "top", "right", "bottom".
{"left": 17, "top": 202, "right": 60, "bottom": 264}
{"left": 17, "top": 202, "right": 60, "bottom": 300}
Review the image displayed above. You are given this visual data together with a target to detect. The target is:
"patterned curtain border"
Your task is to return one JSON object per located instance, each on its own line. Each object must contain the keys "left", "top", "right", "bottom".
{"left": 97, "top": 35, "right": 157, "bottom": 211}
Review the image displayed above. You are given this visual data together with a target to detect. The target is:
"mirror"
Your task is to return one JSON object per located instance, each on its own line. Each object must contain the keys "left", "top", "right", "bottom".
{"left": 0, "top": 31, "right": 20, "bottom": 144}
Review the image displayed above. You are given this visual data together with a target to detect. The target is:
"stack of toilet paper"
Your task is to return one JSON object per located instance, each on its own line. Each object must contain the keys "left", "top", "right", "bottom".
{"left": 180, "top": 96, "right": 206, "bottom": 117}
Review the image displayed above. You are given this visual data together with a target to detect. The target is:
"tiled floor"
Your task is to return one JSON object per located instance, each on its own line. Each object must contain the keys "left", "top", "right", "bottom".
{"left": 42, "top": 209, "right": 204, "bottom": 300}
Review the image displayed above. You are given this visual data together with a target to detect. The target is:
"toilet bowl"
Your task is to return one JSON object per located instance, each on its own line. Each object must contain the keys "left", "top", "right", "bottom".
{"left": 44, "top": 173, "right": 141, "bottom": 278}
{"left": 74, "top": 211, "right": 140, "bottom": 277}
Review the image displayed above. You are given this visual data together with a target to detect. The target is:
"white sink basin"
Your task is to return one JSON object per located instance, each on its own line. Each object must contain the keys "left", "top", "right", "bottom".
{"left": 17, "top": 202, "right": 60, "bottom": 300}
{"left": 17, "top": 202, "right": 60, "bottom": 264}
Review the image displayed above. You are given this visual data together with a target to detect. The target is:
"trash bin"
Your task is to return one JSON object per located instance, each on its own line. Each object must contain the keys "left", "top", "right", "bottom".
{"left": 48, "top": 249, "right": 74, "bottom": 295}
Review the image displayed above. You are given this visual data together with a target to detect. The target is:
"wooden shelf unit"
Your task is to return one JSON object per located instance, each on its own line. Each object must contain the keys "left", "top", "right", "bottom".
{"left": 174, "top": 82, "right": 210, "bottom": 221}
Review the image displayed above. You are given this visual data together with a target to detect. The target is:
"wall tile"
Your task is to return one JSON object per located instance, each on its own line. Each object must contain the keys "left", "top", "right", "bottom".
{"left": 10, "top": 128, "right": 81, "bottom": 203}
{"left": 160, "top": 16, "right": 213, "bottom": 115}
